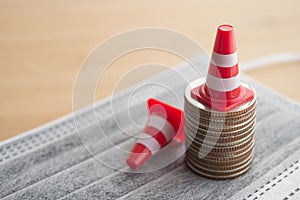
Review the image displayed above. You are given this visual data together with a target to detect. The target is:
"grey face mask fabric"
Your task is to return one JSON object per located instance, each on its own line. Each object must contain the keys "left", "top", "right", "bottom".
{"left": 1, "top": 57, "right": 300, "bottom": 200}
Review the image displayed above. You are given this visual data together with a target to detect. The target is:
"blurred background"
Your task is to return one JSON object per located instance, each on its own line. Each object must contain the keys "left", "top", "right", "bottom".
{"left": 0, "top": 0, "right": 299, "bottom": 141}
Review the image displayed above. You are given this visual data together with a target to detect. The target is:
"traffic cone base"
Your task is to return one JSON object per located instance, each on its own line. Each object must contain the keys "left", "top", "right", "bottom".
{"left": 191, "top": 82, "right": 254, "bottom": 112}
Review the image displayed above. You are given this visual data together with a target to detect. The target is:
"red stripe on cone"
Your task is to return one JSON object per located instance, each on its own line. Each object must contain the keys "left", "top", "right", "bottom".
{"left": 208, "top": 63, "right": 239, "bottom": 78}
{"left": 143, "top": 125, "right": 167, "bottom": 146}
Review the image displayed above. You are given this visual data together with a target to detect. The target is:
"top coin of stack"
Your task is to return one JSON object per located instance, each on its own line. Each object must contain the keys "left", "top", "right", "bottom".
{"left": 184, "top": 24, "right": 257, "bottom": 179}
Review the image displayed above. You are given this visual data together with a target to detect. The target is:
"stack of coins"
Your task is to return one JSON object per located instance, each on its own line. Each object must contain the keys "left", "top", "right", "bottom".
{"left": 184, "top": 79, "right": 256, "bottom": 179}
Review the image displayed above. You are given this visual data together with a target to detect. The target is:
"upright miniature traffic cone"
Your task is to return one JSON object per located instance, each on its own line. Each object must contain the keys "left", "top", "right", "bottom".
{"left": 126, "top": 98, "right": 184, "bottom": 170}
{"left": 191, "top": 24, "right": 254, "bottom": 111}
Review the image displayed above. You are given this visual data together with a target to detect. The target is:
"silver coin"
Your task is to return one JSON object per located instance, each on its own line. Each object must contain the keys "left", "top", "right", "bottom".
{"left": 185, "top": 128, "right": 255, "bottom": 147}
{"left": 184, "top": 110, "right": 256, "bottom": 128}
{"left": 184, "top": 100, "right": 257, "bottom": 120}
{"left": 185, "top": 114, "right": 256, "bottom": 132}
{"left": 186, "top": 155, "right": 253, "bottom": 174}
{"left": 187, "top": 138, "right": 255, "bottom": 158}
{"left": 185, "top": 122, "right": 255, "bottom": 143}
{"left": 184, "top": 104, "right": 256, "bottom": 124}
{"left": 186, "top": 149, "right": 254, "bottom": 166}
{"left": 185, "top": 119, "right": 256, "bottom": 137}
{"left": 186, "top": 156, "right": 252, "bottom": 179}
{"left": 187, "top": 151, "right": 253, "bottom": 171}
{"left": 187, "top": 136, "right": 254, "bottom": 155}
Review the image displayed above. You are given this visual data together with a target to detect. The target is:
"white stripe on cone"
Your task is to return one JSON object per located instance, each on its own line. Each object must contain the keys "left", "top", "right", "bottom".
{"left": 136, "top": 115, "right": 176, "bottom": 154}
{"left": 206, "top": 73, "right": 240, "bottom": 92}
{"left": 136, "top": 133, "right": 161, "bottom": 154}
{"left": 147, "top": 115, "right": 175, "bottom": 142}
{"left": 211, "top": 52, "right": 238, "bottom": 67}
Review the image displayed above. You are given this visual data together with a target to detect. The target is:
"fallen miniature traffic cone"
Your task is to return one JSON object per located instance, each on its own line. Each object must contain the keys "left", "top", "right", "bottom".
{"left": 191, "top": 24, "right": 254, "bottom": 111}
{"left": 126, "top": 98, "right": 184, "bottom": 170}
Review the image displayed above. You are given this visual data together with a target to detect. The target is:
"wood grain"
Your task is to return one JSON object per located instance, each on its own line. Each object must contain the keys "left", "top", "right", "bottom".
{"left": 0, "top": 0, "right": 300, "bottom": 141}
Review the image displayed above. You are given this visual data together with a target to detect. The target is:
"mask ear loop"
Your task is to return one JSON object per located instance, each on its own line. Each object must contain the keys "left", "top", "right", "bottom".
{"left": 241, "top": 53, "right": 300, "bottom": 72}
{"left": 241, "top": 52, "right": 300, "bottom": 107}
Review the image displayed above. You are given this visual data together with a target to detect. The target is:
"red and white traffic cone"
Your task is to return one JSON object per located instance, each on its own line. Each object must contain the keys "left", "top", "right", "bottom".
{"left": 126, "top": 98, "right": 184, "bottom": 170}
{"left": 191, "top": 24, "right": 254, "bottom": 111}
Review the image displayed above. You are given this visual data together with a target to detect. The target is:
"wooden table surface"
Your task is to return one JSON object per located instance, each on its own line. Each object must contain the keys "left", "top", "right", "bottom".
{"left": 0, "top": 0, "right": 299, "bottom": 141}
